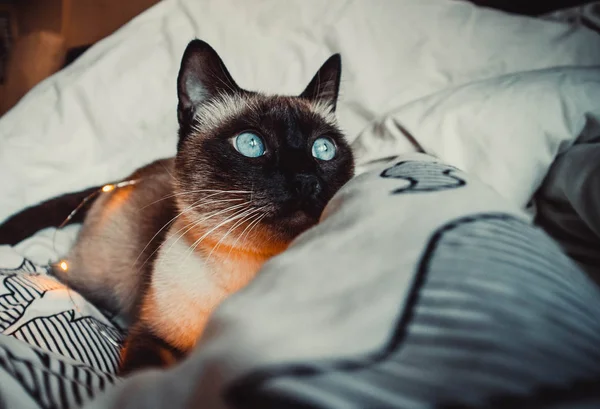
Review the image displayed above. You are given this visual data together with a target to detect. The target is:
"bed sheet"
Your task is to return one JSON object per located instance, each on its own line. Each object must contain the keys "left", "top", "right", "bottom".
{"left": 0, "top": 0, "right": 600, "bottom": 407}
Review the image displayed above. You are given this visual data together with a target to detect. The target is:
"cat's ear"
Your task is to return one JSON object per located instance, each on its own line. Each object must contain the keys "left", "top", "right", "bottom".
{"left": 299, "top": 54, "right": 342, "bottom": 111}
{"left": 177, "top": 39, "right": 240, "bottom": 119}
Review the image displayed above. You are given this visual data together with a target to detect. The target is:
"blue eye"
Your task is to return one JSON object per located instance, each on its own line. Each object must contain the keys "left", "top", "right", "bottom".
{"left": 234, "top": 132, "right": 266, "bottom": 158}
{"left": 311, "top": 137, "right": 336, "bottom": 161}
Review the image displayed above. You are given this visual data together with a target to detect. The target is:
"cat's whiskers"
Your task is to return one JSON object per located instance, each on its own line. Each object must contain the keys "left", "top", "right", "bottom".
{"left": 245, "top": 212, "right": 268, "bottom": 246}
{"left": 203, "top": 211, "right": 253, "bottom": 264}
{"left": 238, "top": 212, "right": 269, "bottom": 257}
{"left": 132, "top": 197, "right": 246, "bottom": 267}
{"left": 140, "top": 189, "right": 251, "bottom": 210}
{"left": 184, "top": 206, "right": 253, "bottom": 258}
{"left": 207, "top": 208, "right": 258, "bottom": 256}
{"left": 253, "top": 214, "right": 268, "bottom": 239}
{"left": 138, "top": 201, "right": 251, "bottom": 272}
{"left": 225, "top": 209, "right": 267, "bottom": 260}
{"left": 179, "top": 204, "right": 257, "bottom": 268}
{"left": 205, "top": 205, "right": 268, "bottom": 264}
{"left": 148, "top": 201, "right": 250, "bottom": 262}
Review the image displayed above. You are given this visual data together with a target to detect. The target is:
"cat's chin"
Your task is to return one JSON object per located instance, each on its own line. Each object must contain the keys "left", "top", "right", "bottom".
{"left": 262, "top": 210, "right": 319, "bottom": 241}
{"left": 286, "top": 209, "right": 317, "bottom": 226}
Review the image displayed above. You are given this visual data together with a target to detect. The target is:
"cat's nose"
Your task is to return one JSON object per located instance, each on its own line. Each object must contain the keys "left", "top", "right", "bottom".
{"left": 293, "top": 174, "right": 321, "bottom": 198}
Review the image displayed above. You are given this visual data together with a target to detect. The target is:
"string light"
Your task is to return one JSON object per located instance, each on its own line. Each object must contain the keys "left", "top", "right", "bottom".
{"left": 49, "top": 177, "right": 141, "bottom": 347}
{"left": 55, "top": 179, "right": 140, "bottom": 230}
{"left": 53, "top": 177, "right": 140, "bottom": 254}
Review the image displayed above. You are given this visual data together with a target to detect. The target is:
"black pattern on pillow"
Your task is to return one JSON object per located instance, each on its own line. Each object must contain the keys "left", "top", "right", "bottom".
{"left": 380, "top": 161, "right": 466, "bottom": 193}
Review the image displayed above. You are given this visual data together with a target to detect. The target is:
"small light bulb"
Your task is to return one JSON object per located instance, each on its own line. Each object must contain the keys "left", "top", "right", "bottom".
{"left": 59, "top": 261, "right": 69, "bottom": 271}
{"left": 102, "top": 184, "right": 115, "bottom": 192}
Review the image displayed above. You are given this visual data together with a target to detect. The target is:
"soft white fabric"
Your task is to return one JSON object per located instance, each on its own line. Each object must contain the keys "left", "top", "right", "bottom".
{"left": 1, "top": 0, "right": 600, "bottom": 225}
{"left": 353, "top": 67, "right": 600, "bottom": 205}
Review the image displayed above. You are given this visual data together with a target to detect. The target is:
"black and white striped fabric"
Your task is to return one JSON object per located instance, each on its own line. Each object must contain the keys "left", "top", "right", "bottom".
{"left": 0, "top": 336, "right": 118, "bottom": 409}
{"left": 10, "top": 311, "right": 122, "bottom": 374}
{"left": 0, "top": 268, "right": 61, "bottom": 332}
{"left": 0, "top": 254, "right": 124, "bottom": 408}
{"left": 81, "top": 153, "right": 600, "bottom": 409}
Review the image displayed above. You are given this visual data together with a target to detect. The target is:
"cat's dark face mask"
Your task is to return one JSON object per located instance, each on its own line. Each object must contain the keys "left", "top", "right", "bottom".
{"left": 174, "top": 40, "right": 354, "bottom": 254}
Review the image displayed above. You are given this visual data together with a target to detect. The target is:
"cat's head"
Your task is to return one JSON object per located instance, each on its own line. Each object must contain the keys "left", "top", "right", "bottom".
{"left": 174, "top": 39, "right": 354, "bottom": 256}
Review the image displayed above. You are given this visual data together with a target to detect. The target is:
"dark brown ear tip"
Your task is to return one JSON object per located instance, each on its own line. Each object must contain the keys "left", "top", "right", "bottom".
{"left": 182, "top": 39, "right": 218, "bottom": 59}
{"left": 322, "top": 54, "right": 342, "bottom": 81}
{"left": 326, "top": 53, "right": 342, "bottom": 67}
{"left": 186, "top": 39, "right": 211, "bottom": 49}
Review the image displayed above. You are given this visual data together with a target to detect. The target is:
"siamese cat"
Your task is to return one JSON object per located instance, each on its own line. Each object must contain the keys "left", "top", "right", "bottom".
{"left": 0, "top": 39, "right": 355, "bottom": 374}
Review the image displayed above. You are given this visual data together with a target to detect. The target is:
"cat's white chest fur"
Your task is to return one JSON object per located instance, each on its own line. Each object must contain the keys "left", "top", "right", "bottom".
{"left": 141, "top": 222, "right": 262, "bottom": 350}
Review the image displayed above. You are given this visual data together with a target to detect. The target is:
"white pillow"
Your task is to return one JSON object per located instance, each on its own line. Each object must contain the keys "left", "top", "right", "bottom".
{"left": 353, "top": 67, "right": 600, "bottom": 207}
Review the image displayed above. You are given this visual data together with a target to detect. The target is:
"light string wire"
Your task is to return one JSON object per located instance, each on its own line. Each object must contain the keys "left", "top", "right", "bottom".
{"left": 49, "top": 178, "right": 141, "bottom": 348}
